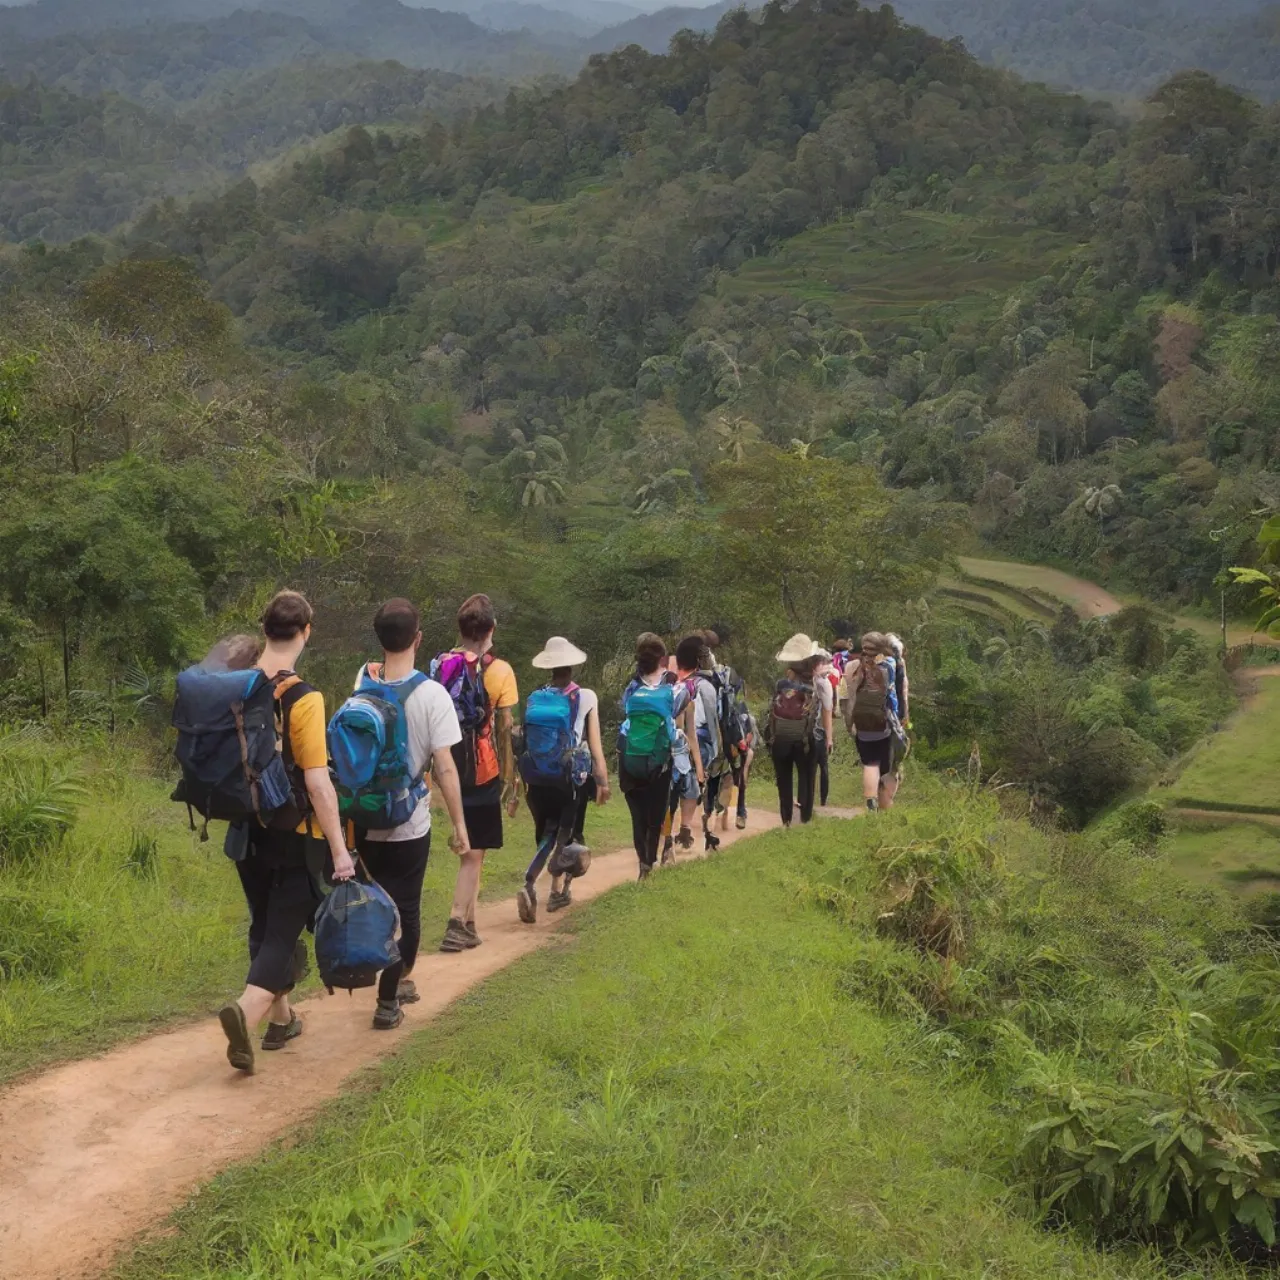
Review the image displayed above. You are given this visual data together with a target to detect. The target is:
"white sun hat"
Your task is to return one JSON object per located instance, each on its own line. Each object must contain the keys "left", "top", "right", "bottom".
{"left": 775, "top": 633, "right": 820, "bottom": 664}
{"left": 531, "top": 636, "right": 588, "bottom": 669}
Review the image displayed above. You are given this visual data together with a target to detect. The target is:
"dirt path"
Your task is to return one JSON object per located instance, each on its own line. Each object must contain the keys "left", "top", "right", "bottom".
{"left": 0, "top": 807, "right": 856, "bottom": 1280}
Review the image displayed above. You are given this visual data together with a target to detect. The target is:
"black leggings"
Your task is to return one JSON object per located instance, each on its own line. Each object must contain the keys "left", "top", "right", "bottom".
{"left": 622, "top": 766, "right": 673, "bottom": 868}
{"left": 573, "top": 777, "right": 596, "bottom": 844}
{"left": 772, "top": 741, "right": 817, "bottom": 826}
{"left": 237, "top": 850, "right": 320, "bottom": 995}
{"left": 358, "top": 833, "right": 431, "bottom": 1003}
{"left": 525, "top": 783, "right": 578, "bottom": 885}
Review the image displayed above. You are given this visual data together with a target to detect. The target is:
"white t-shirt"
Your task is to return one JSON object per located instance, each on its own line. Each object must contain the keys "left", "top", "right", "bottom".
{"left": 354, "top": 665, "right": 462, "bottom": 842}
{"left": 571, "top": 686, "right": 598, "bottom": 745}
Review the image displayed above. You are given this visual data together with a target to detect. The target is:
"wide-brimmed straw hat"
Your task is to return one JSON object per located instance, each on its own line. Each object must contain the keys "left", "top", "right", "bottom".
{"left": 531, "top": 636, "right": 587, "bottom": 669}
{"left": 775, "top": 633, "right": 820, "bottom": 664}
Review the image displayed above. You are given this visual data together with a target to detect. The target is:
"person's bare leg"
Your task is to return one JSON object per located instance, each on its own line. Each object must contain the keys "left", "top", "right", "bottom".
{"left": 451, "top": 849, "right": 485, "bottom": 923}
{"left": 238, "top": 984, "right": 276, "bottom": 1029}
{"left": 266, "top": 992, "right": 292, "bottom": 1025}
{"left": 863, "top": 764, "right": 880, "bottom": 806}
{"left": 680, "top": 796, "right": 698, "bottom": 830}
{"left": 879, "top": 773, "right": 899, "bottom": 811}
{"left": 719, "top": 780, "right": 734, "bottom": 831}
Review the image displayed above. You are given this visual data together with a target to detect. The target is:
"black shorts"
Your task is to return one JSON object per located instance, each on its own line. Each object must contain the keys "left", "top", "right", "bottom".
{"left": 462, "top": 779, "right": 504, "bottom": 850}
{"left": 856, "top": 736, "right": 893, "bottom": 774}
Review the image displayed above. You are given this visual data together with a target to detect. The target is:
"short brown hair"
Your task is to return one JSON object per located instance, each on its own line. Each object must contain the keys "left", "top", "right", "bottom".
{"left": 374, "top": 598, "right": 420, "bottom": 654}
{"left": 635, "top": 632, "right": 667, "bottom": 676}
{"left": 457, "top": 593, "right": 496, "bottom": 643}
{"left": 261, "top": 590, "right": 313, "bottom": 643}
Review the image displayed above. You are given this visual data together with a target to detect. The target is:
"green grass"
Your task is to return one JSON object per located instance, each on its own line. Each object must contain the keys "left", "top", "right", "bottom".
{"left": 1170, "top": 679, "right": 1280, "bottom": 816}
{"left": 719, "top": 209, "right": 1076, "bottom": 326}
{"left": 0, "top": 744, "right": 645, "bottom": 1085}
{"left": 116, "top": 812, "right": 1249, "bottom": 1280}
{"left": 1166, "top": 815, "right": 1280, "bottom": 892}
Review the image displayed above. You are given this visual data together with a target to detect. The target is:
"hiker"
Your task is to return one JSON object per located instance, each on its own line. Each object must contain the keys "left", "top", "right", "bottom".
{"left": 844, "top": 631, "right": 905, "bottom": 812}
{"left": 619, "top": 632, "right": 683, "bottom": 877}
{"left": 516, "top": 636, "right": 610, "bottom": 921}
{"left": 339, "top": 599, "right": 471, "bottom": 1030}
{"left": 886, "top": 631, "right": 912, "bottom": 786}
{"left": 675, "top": 635, "right": 724, "bottom": 852}
{"left": 663, "top": 635, "right": 706, "bottom": 859}
{"left": 765, "top": 633, "right": 825, "bottom": 827}
{"left": 214, "top": 592, "right": 356, "bottom": 1073}
{"left": 431, "top": 593, "right": 520, "bottom": 953}
{"left": 813, "top": 648, "right": 836, "bottom": 807}
{"left": 703, "top": 625, "right": 753, "bottom": 831}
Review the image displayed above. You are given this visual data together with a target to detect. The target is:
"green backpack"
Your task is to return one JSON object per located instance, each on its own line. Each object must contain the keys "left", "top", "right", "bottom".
{"left": 618, "top": 680, "right": 677, "bottom": 780}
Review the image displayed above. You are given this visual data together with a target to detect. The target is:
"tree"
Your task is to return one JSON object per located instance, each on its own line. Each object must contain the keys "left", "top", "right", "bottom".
{"left": 502, "top": 428, "right": 568, "bottom": 510}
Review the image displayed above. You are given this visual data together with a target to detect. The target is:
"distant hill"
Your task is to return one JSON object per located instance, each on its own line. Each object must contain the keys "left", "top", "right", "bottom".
{"left": 582, "top": 0, "right": 730, "bottom": 54}
{"left": 891, "top": 0, "right": 1280, "bottom": 100}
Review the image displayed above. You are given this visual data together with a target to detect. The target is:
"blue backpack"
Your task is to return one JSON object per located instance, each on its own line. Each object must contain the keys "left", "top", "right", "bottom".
{"left": 172, "top": 667, "right": 309, "bottom": 838}
{"left": 313, "top": 876, "right": 400, "bottom": 993}
{"left": 328, "top": 668, "right": 428, "bottom": 830}
{"left": 618, "top": 679, "right": 677, "bottom": 780}
{"left": 519, "top": 684, "right": 589, "bottom": 789}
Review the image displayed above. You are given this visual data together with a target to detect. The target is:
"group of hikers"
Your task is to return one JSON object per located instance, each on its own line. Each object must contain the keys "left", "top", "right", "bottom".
{"left": 174, "top": 590, "right": 908, "bottom": 1074}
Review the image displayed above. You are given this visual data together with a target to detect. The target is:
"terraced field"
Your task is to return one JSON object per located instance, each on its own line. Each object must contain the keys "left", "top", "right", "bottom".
{"left": 719, "top": 210, "right": 1078, "bottom": 325}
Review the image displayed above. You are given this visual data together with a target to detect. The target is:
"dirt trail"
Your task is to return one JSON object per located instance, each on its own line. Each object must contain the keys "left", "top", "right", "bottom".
{"left": 0, "top": 807, "right": 855, "bottom": 1280}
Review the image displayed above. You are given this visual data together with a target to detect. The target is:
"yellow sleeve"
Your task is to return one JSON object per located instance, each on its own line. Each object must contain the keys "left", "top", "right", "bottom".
{"left": 486, "top": 659, "right": 519, "bottom": 710}
{"left": 288, "top": 690, "right": 328, "bottom": 771}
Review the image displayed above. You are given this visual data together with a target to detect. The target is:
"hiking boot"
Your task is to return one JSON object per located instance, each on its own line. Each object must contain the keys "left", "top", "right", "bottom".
{"left": 705, "top": 832, "right": 721, "bottom": 852}
{"left": 866, "top": 797, "right": 879, "bottom": 813}
{"left": 661, "top": 836, "right": 675, "bottom": 865}
{"left": 440, "top": 917, "right": 472, "bottom": 952}
{"left": 261, "top": 1014, "right": 302, "bottom": 1051}
{"left": 396, "top": 978, "right": 420, "bottom": 1005}
{"left": 736, "top": 810, "right": 747, "bottom": 829}
{"left": 517, "top": 883, "right": 537, "bottom": 924}
{"left": 372, "top": 999, "right": 404, "bottom": 1030}
{"left": 218, "top": 1002, "right": 254, "bottom": 1074}
{"left": 638, "top": 863, "right": 652, "bottom": 881}
{"left": 547, "top": 887, "right": 572, "bottom": 912}
{"left": 463, "top": 921, "right": 481, "bottom": 948}
{"left": 675, "top": 825, "right": 694, "bottom": 850}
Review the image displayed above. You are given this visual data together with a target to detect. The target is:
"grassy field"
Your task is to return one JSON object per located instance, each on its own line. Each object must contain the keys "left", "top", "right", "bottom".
{"left": 1170, "top": 678, "right": 1280, "bottom": 816}
{"left": 115, "top": 809, "right": 1236, "bottom": 1280}
{"left": 1165, "top": 813, "right": 1280, "bottom": 892}
{"left": 719, "top": 209, "right": 1076, "bottom": 326}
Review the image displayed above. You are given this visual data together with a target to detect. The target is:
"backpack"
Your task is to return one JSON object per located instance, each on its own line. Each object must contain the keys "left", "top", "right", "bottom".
{"left": 852, "top": 658, "right": 894, "bottom": 734}
{"left": 313, "top": 875, "right": 400, "bottom": 993}
{"left": 765, "top": 678, "right": 818, "bottom": 751}
{"left": 327, "top": 667, "right": 429, "bottom": 830}
{"left": 713, "top": 665, "right": 750, "bottom": 763}
{"left": 618, "top": 679, "right": 677, "bottom": 780}
{"left": 172, "top": 667, "right": 309, "bottom": 839}
{"left": 431, "top": 651, "right": 494, "bottom": 789}
{"left": 519, "top": 684, "right": 589, "bottom": 789}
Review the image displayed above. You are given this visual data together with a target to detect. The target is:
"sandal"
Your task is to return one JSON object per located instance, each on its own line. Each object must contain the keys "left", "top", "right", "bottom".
{"left": 218, "top": 1003, "right": 255, "bottom": 1073}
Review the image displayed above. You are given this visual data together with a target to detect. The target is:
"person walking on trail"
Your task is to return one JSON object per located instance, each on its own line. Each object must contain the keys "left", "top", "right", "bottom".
{"left": 346, "top": 599, "right": 471, "bottom": 1031}
{"left": 703, "top": 625, "right": 754, "bottom": 831}
{"left": 660, "top": 636, "right": 706, "bottom": 860}
{"left": 886, "top": 631, "right": 912, "bottom": 787}
{"left": 813, "top": 648, "right": 836, "bottom": 808}
{"left": 765, "top": 633, "right": 824, "bottom": 828}
{"left": 515, "top": 637, "right": 610, "bottom": 922}
{"left": 619, "top": 633, "right": 682, "bottom": 878}
{"left": 673, "top": 635, "right": 723, "bottom": 852}
{"left": 216, "top": 592, "right": 356, "bottom": 1074}
{"left": 844, "top": 631, "right": 905, "bottom": 812}
{"left": 431, "top": 593, "right": 520, "bottom": 954}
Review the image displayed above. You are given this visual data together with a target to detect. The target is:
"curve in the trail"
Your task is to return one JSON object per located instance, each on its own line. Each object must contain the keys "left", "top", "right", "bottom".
{"left": 957, "top": 556, "right": 1124, "bottom": 619}
{"left": 0, "top": 807, "right": 859, "bottom": 1280}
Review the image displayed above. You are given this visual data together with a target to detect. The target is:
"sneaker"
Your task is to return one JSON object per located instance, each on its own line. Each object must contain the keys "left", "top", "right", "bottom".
{"left": 396, "top": 978, "right": 420, "bottom": 1005}
{"left": 372, "top": 999, "right": 404, "bottom": 1031}
{"left": 218, "top": 1002, "right": 254, "bottom": 1074}
{"left": 705, "top": 834, "right": 721, "bottom": 852}
{"left": 463, "top": 921, "right": 481, "bottom": 949}
{"left": 638, "top": 863, "right": 652, "bottom": 881}
{"left": 675, "top": 825, "right": 694, "bottom": 850}
{"left": 866, "top": 797, "right": 879, "bottom": 813}
{"left": 517, "top": 883, "right": 537, "bottom": 924}
{"left": 440, "top": 917, "right": 471, "bottom": 952}
{"left": 736, "top": 810, "right": 747, "bottom": 829}
{"left": 261, "top": 1014, "right": 302, "bottom": 1051}
{"left": 547, "top": 888, "right": 572, "bottom": 912}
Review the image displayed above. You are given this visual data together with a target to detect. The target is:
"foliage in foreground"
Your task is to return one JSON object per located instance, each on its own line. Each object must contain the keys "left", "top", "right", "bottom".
{"left": 807, "top": 782, "right": 1280, "bottom": 1251}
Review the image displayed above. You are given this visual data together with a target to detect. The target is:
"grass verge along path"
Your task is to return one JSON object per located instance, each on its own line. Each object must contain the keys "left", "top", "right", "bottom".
{"left": 117, "top": 817, "right": 1212, "bottom": 1280}
{"left": 0, "top": 804, "right": 825, "bottom": 1280}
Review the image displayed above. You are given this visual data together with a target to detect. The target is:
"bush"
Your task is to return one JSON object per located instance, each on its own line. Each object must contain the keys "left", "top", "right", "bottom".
{"left": 0, "top": 891, "right": 81, "bottom": 980}
{"left": 0, "top": 731, "right": 84, "bottom": 867}
{"left": 1112, "top": 800, "right": 1170, "bottom": 853}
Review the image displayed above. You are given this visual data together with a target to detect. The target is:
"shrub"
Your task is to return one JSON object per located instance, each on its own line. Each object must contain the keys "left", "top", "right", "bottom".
{"left": 0, "top": 739, "right": 84, "bottom": 868}
{"left": 1112, "top": 800, "right": 1170, "bottom": 853}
